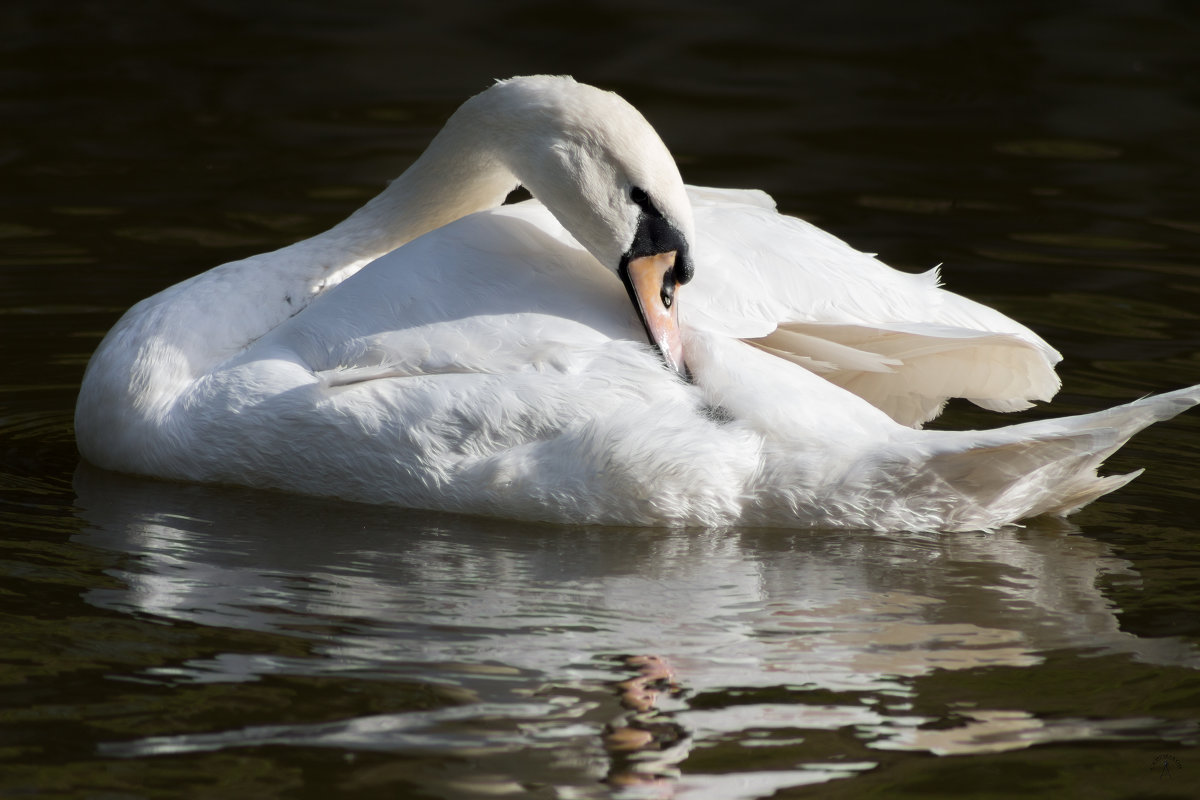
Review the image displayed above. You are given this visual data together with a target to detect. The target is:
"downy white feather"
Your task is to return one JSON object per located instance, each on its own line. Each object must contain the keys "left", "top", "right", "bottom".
{"left": 75, "top": 76, "right": 1199, "bottom": 530}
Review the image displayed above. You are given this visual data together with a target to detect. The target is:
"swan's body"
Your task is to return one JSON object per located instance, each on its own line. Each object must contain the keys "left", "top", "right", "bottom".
{"left": 76, "top": 76, "right": 1200, "bottom": 530}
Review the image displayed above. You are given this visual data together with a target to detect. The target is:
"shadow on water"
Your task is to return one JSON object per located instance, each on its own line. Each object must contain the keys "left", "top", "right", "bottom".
{"left": 58, "top": 465, "right": 1200, "bottom": 797}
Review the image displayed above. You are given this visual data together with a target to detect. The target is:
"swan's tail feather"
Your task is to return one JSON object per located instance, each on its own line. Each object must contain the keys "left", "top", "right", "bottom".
{"left": 906, "top": 384, "right": 1200, "bottom": 530}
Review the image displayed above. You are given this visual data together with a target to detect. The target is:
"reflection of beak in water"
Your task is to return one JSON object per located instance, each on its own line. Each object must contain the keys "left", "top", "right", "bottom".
{"left": 604, "top": 655, "right": 690, "bottom": 793}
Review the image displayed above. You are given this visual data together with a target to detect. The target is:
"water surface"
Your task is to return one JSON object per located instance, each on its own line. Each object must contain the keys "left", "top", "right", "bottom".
{"left": 3, "top": 2, "right": 1200, "bottom": 797}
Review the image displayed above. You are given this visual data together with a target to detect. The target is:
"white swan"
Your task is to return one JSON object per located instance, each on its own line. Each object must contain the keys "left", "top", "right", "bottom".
{"left": 75, "top": 75, "right": 1200, "bottom": 530}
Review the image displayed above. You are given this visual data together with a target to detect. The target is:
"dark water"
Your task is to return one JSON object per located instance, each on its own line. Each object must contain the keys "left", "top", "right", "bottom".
{"left": 4, "top": 1, "right": 1200, "bottom": 797}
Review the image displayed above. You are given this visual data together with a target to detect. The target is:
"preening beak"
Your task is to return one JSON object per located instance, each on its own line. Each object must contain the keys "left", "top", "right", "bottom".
{"left": 621, "top": 251, "right": 688, "bottom": 379}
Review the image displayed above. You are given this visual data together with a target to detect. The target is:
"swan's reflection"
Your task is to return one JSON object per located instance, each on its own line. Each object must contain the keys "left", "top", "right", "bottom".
{"left": 74, "top": 465, "right": 1198, "bottom": 797}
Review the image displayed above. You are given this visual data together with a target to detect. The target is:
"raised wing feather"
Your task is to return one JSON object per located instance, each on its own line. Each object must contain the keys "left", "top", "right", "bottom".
{"left": 683, "top": 186, "right": 1061, "bottom": 426}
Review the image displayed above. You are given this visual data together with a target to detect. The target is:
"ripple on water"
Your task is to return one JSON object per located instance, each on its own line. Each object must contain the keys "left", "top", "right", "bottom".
{"left": 4, "top": 3, "right": 1200, "bottom": 797}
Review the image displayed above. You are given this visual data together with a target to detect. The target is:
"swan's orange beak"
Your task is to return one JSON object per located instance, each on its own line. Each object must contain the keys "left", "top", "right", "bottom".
{"left": 624, "top": 251, "right": 688, "bottom": 379}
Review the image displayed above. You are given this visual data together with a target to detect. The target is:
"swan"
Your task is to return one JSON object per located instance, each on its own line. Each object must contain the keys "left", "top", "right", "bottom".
{"left": 75, "top": 75, "right": 1200, "bottom": 531}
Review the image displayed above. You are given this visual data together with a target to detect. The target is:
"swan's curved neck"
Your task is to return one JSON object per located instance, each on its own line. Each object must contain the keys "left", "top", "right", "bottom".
{"left": 325, "top": 99, "right": 521, "bottom": 260}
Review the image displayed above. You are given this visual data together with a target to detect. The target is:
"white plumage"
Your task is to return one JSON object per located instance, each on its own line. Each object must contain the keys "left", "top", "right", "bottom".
{"left": 75, "top": 75, "right": 1199, "bottom": 530}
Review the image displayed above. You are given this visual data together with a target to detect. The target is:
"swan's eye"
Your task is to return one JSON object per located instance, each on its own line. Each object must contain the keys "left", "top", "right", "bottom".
{"left": 630, "top": 186, "right": 648, "bottom": 205}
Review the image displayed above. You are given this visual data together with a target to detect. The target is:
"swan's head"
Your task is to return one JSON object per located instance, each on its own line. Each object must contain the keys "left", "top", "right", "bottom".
{"left": 482, "top": 76, "right": 695, "bottom": 377}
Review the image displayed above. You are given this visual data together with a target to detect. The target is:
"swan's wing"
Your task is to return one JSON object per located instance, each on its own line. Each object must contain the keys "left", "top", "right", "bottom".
{"left": 683, "top": 186, "right": 1061, "bottom": 427}
{"left": 242, "top": 202, "right": 644, "bottom": 384}
{"left": 187, "top": 202, "right": 753, "bottom": 524}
